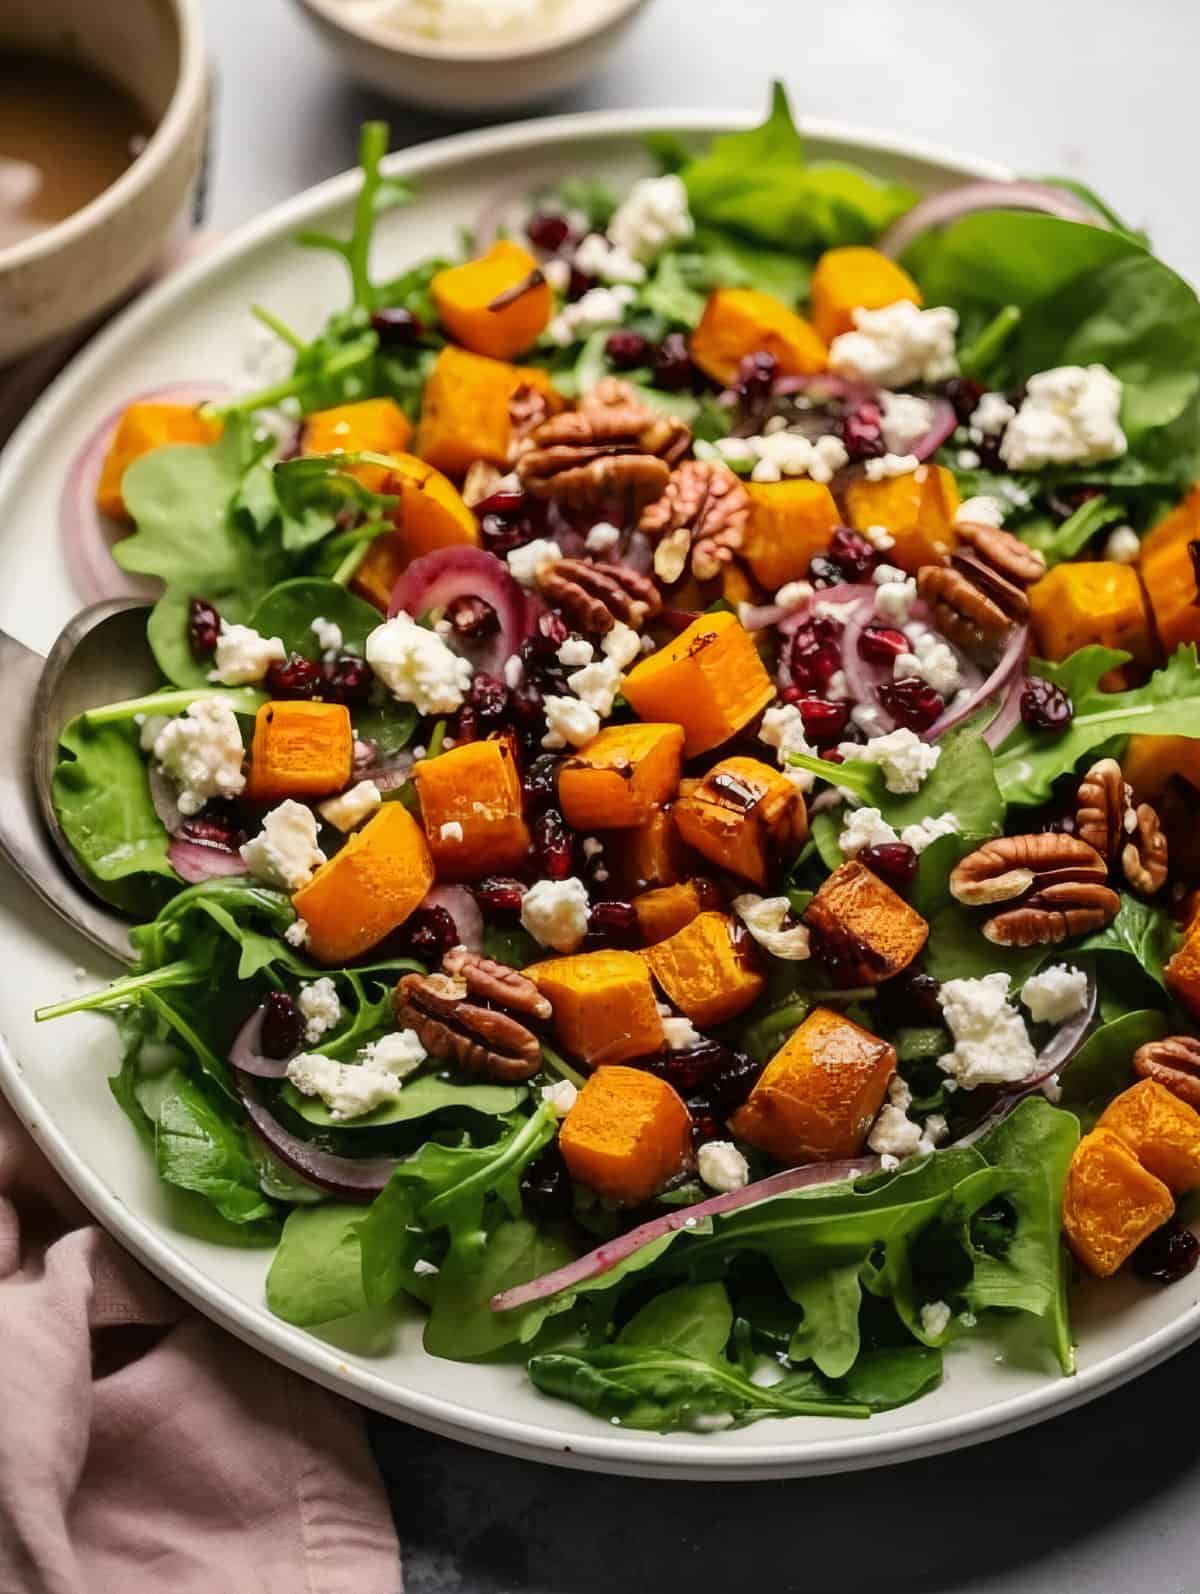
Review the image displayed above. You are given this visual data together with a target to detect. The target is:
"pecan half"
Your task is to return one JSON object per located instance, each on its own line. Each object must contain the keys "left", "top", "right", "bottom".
{"left": 947, "top": 552, "right": 1031, "bottom": 623}
{"left": 508, "top": 383, "right": 557, "bottom": 462}
{"left": 1122, "top": 802, "right": 1169, "bottom": 896}
{"left": 950, "top": 834, "right": 1108, "bottom": 907}
{"left": 394, "top": 970, "right": 542, "bottom": 1083}
{"left": 1075, "top": 758, "right": 1131, "bottom": 864}
{"left": 954, "top": 522, "right": 1047, "bottom": 588}
{"left": 518, "top": 378, "right": 690, "bottom": 514}
{"left": 917, "top": 565, "right": 1013, "bottom": 658}
{"left": 537, "top": 556, "right": 662, "bottom": 634}
{"left": 1133, "top": 1034, "right": 1200, "bottom": 1107}
{"left": 441, "top": 946, "right": 551, "bottom": 1021}
{"left": 639, "top": 460, "right": 750, "bottom": 583}
{"left": 982, "top": 880, "right": 1120, "bottom": 945}
{"left": 462, "top": 459, "right": 505, "bottom": 507}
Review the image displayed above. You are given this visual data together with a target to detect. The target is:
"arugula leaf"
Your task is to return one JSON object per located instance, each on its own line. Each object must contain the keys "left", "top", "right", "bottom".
{"left": 281, "top": 1072, "right": 526, "bottom": 1129}
{"left": 153, "top": 1071, "right": 278, "bottom": 1228}
{"left": 271, "top": 455, "right": 398, "bottom": 555}
{"left": 267, "top": 1204, "right": 369, "bottom": 1327}
{"left": 296, "top": 122, "right": 413, "bottom": 310}
{"left": 619, "top": 1281, "right": 734, "bottom": 1362}
{"left": 1022, "top": 494, "right": 1126, "bottom": 569}
{"left": 786, "top": 1264, "right": 862, "bottom": 1379}
{"left": 1078, "top": 893, "right": 1181, "bottom": 992}
{"left": 1060, "top": 1009, "right": 1169, "bottom": 1106}
{"left": 423, "top": 1217, "right": 576, "bottom": 1359}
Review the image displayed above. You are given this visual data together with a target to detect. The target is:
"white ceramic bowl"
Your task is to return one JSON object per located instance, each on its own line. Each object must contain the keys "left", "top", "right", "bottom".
{"left": 0, "top": 0, "right": 208, "bottom": 365}
{"left": 289, "top": 0, "right": 652, "bottom": 114}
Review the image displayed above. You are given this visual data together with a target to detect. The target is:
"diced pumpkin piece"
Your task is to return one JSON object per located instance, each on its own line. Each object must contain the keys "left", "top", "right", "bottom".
{"left": 1122, "top": 735, "right": 1200, "bottom": 801}
{"left": 730, "top": 1006, "right": 896, "bottom": 1164}
{"left": 1062, "top": 1127, "right": 1174, "bottom": 1278}
{"left": 690, "top": 287, "right": 828, "bottom": 386}
{"left": 743, "top": 479, "right": 841, "bottom": 590}
{"left": 607, "top": 808, "right": 694, "bottom": 893}
{"left": 1028, "top": 562, "right": 1152, "bottom": 690}
{"left": 1166, "top": 922, "right": 1200, "bottom": 1021}
{"left": 643, "top": 910, "right": 764, "bottom": 1028}
{"left": 558, "top": 722, "right": 685, "bottom": 831}
{"left": 350, "top": 452, "right": 480, "bottom": 610}
{"left": 721, "top": 560, "right": 756, "bottom": 608}
{"left": 622, "top": 612, "right": 776, "bottom": 757}
{"left": 412, "top": 735, "right": 529, "bottom": 880}
{"left": 802, "top": 859, "right": 928, "bottom": 983}
{"left": 292, "top": 803, "right": 435, "bottom": 964}
{"left": 842, "top": 465, "right": 960, "bottom": 575}
{"left": 673, "top": 756, "right": 807, "bottom": 887}
{"left": 1097, "top": 1079, "right": 1200, "bottom": 1194}
{"left": 559, "top": 1065, "right": 691, "bottom": 1205}
{"left": 1139, "top": 491, "right": 1200, "bottom": 656}
{"left": 96, "top": 402, "right": 222, "bottom": 520}
{"left": 633, "top": 879, "right": 716, "bottom": 945}
{"left": 432, "top": 240, "right": 552, "bottom": 360}
{"left": 809, "top": 246, "right": 923, "bottom": 344}
{"left": 244, "top": 701, "right": 353, "bottom": 803}
{"left": 415, "top": 345, "right": 562, "bottom": 479}
{"left": 302, "top": 397, "right": 413, "bottom": 493}
{"left": 528, "top": 950, "right": 664, "bottom": 1067}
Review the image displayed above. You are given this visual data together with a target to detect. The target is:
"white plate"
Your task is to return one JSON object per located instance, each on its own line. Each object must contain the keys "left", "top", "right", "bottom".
{"left": 3, "top": 110, "right": 1197, "bottom": 1481}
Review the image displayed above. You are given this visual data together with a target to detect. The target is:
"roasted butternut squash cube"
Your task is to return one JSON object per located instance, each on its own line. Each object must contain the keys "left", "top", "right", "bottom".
{"left": 721, "top": 560, "right": 756, "bottom": 608}
{"left": 244, "top": 701, "right": 353, "bottom": 804}
{"left": 350, "top": 452, "right": 480, "bottom": 610}
{"left": 302, "top": 397, "right": 413, "bottom": 493}
{"left": 432, "top": 240, "right": 552, "bottom": 360}
{"left": 607, "top": 808, "right": 694, "bottom": 893}
{"left": 1166, "top": 923, "right": 1200, "bottom": 1021}
{"left": 843, "top": 465, "right": 960, "bottom": 575}
{"left": 621, "top": 612, "right": 776, "bottom": 757}
{"left": 528, "top": 949, "right": 664, "bottom": 1067}
{"left": 802, "top": 859, "right": 928, "bottom": 983}
{"left": 559, "top": 1065, "right": 691, "bottom": 1205}
{"left": 743, "top": 479, "right": 841, "bottom": 590}
{"left": 292, "top": 803, "right": 435, "bottom": 964}
{"left": 643, "top": 910, "right": 764, "bottom": 1028}
{"left": 558, "top": 722, "right": 685, "bottom": 831}
{"left": 730, "top": 1006, "right": 896, "bottom": 1164}
{"left": 1028, "top": 562, "right": 1152, "bottom": 689}
{"left": 96, "top": 402, "right": 222, "bottom": 520}
{"left": 1139, "top": 491, "right": 1200, "bottom": 656}
{"left": 673, "top": 756, "right": 807, "bottom": 886}
{"left": 690, "top": 288, "right": 828, "bottom": 386}
{"left": 633, "top": 879, "right": 716, "bottom": 945}
{"left": 1097, "top": 1079, "right": 1200, "bottom": 1194}
{"left": 412, "top": 735, "right": 529, "bottom": 880}
{"left": 809, "top": 247, "right": 923, "bottom": 344}
{"left": 1122, "top": 735, "right": 1200, "bottom": 801}
{"left": 415, "top": 345, "right": 561, "bottom": 479}
{"left": 1062, "top": 1127, "right": 1174, "bottom": 1278}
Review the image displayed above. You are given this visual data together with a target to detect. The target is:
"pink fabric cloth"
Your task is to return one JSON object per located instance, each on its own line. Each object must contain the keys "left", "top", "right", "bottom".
{"left": 0, "top": 1096, "right": 402, "bottom": 1594}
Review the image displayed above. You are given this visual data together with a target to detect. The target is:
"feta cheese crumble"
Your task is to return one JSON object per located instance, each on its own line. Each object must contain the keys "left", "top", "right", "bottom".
{"left": 697, "top": 1140, "right": 750, "bottom": 1194}
{"left": 732, "top": 894, "right": 811, "bottom": 960}
{"left": 1022, "top": 963, "right": 1090, "bottom": 1026}
{"left": 970, "top": 392, "right": 1016, "bottom": 437}
{"left": 899, "top": 812, "right": 960, "bottom": 854}
{"left": 566, "top": 655, "right": 622, "bottom": 717}
{"left": 864, "top": 451, "right": 919, "bottom": 482}
{"left": 1104, "top": 525, "right": 1140, "bottom": 564}
{"left": 955, "top": 494, "right": 1006, "bottom": 527}
{"left": 208, "top": 622, "right": 286, "bottom": 686}
{"left": 893, "top": 631, "right": 961, "bottom": 696}
{"left": 758, "top": 702, "right": 817, "bottom": 793}
{"left": 506, "top": 537, "right": 560, "bottom": 588}
{"left": 838, "top": 807, "right": 900, "bottom": 856}
{"left": 920, "top": 1300, "right": 952, "bottom": 1339}
{"left": 837, "top": 728, "right": 940, "bottom": 794}
{"left": 361, "top": 1030, "right": 426, "bottom": 1079}
{"left": 541, "top": 1079, "right": 579, "bottom": 1118}
{"left": 365, "top": 613, "right": 472, "bottom": 715}
{"left": 880, "top": 392, "right": 935, "bottom": 455}
{"left": 571, "top": 231, "right": 646, "bottom": 286}
{"left": 937, "top": 972, "right": 1038, "bottom": 1089}
{"left": 874, "top": 575, "right": 918, "bottom": 624}
{"left": 661, "top": 1014, "right": 704, "bottom": 1051}
{"left": 285, "top": 1030, "right": 422, "bottom": 1121}
{"left": 546, "top": 284, "right": 636, "bottom": 347}
{"left": 318, "top": 779, "right": 381, "bottom": 832}
{"left": 298, "top": 977, "right": 341, "bottom": 1044}
{"left": 584, "top": 520, "right": 621, "bottom": 554}
{"left": 541, "top": 694, "right": 601, "bottom": 750}
{"left": 311, "top": 616, "right": 344, "bottom": 654}
{"left": 607, "top": 173, "right": 693, "bottom": 265}
{"left": 520, "top": 876, "right": 590, "bottom": 952}
{"left": 284, "top": 918, "right": 310, "bottom": 949}
{"left": 601, "top": 620, "right": 641, "bottom": 670}
{"left": 868, "top": 1075, "right": 946, "bottom": 1162}
{"left": 240, "top": 800, "right": 326, "bottom": 890}
{"left": 152, "top": 697, "right": 247, "bottom": 816}
{"left": 744, "top": 430, "right": 849, "bottom": 485}
{"left": 829, "top": 301, "right": 959, "bottom": 388}
{"left": 1000, "top": 364, "right": 1127, "bottom": 471}
{"left": 557, "top": 635, "right": 594, "bottom": 667}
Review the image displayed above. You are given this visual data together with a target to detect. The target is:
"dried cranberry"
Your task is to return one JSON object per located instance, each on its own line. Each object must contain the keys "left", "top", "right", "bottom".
{"left": 1132, "top": 1217, "right": 1200, "bottom": 1285}
{"left": 525, "top": 212, "right": 573, "bottom": 253}
{"left": 522, "top": 611, "right": 570, "bottom": 659}
{"left": 1020, "top": 675, "right": 1074, "bottom": 732}
{"left": 857, "top": 624, "right": 909, "bottom": 664}
{"left": 877, "top": 967, "right": 943, "bottom": 1029}
{"left": 509, "top": 682, "right": 545, "bottom": 736}
{"left": 840, "top": 401, "right": 885, "bottom": 463}
{"left": 941, "top": 376, "right": 986, "bottom": 427}
{"left": 371, "top": 307, "right": 424, "bottom": 345}
{"left": 475, "top": 876, "right": 528, "bottom": 915}
{"left": 879, "top": 677, "right": 944, "bottom": 732}
{"left": 468, "top": 672, "right": 509, "bottom": 724}
{"left": 708, "top": 1050, "right": 764, "bottom": 1115}
{"left": 653, "top": 332, "right": 700, "bottom": 392}
{"left": 568, "top": 267, "right": 596, "bottom": 300}
{"left": 788, "top": 616, "right": 842, "bottom": 693}
{"left": 807, "top": 555, "right": 845, "bottom": 589}
{"left": 734, "top": 351, "right": 778, "bottom": 403}
{"left": 860, "top": 842, "right": 919, "bottom": 891}
{"left": 534, "top": 808, "right": 574, "bottom": 880}
{"left": 521, "top": 1142, "right": 573, "bottom": 1220}
{"left": 447, "top": 595, "right": 499, "bottom": 640}
{"left": 266, "top": 652, "right": 323, "bottom": 699}
{"left": 404, "top": 906, "right": 461, "bottom": 963}
{"left": 685, "top": 1093, "right": 724, "bottom": 1146}
{"left": 260, "top": 991, "right": 303, "bottom": 1060}
{"left": 477, "top": 488, "right": 537, "bottom": 556}
{"left": 187, "top": 597, "right": 221, "bottom": 659}
{"left": 820, "top": 748, "right": 845, "bottom": 764}
{"left": 829, "top": 527, "right": 880, "bottom": 581}
{"left": 605, "top": 329, "right": 651, "bottom": 369}
{"left": 452, "top": 705, "right": 479, "bottom": 743}
{"left": 796, "top": 696, "right": 850, "bottom": 745}
{"left": 522, "top": 753, "right": 560, "bottom": 812}
{"left": 588, "top": 899, "right": 638, "bottom": 946}
{"left": 321, "top": 654, "right": 374, "bottom": 706}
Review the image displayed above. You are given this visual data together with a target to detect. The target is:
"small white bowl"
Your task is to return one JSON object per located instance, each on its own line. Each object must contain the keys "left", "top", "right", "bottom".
{"left": 0, "top": 0, "right": 208, "bottom": 365}
{"left": 289, "top": 0, "right": 652, "bottom": 114}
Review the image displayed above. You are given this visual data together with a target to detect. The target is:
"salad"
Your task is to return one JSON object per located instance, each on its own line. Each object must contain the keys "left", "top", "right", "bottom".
{"left": 38, "top": 88, "right": 1200, "bottom": 1434}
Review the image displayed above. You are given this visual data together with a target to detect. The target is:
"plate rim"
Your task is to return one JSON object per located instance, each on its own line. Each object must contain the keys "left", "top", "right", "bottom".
{"left": 4, "top": 104, "right": 1193, "bottom": 1480}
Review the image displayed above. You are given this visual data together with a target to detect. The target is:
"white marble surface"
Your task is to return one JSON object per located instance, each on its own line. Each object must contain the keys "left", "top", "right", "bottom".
{"left": 201, "top": 2, "right": 1200, "bottom": 1587}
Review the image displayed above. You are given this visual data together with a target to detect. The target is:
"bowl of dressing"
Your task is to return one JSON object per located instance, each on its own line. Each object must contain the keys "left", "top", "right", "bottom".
{"left": 289, "top": 0, "right": 653, "bottom": 114}
{"left": 0, "top": 0, "right": 208, "bottom": 365}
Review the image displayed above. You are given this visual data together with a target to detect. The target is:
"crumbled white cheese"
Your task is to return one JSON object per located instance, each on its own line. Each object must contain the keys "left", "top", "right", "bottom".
{"left": 955, "top": 494, "right": 1006, "bottom": 528}
{"left": 541, "top": 1079, "right": 579, "bottom": 1119}
{"left": 872, "top": 563, "right": 907, "bottom": 586}
{"left": 365, "top": 613, "right": 472, "bottom": 715}
{"left": 542, "top": 256, "right": 570, "bottom": 294}
{"left": 607, "top": 173, "right": 693, "bottom": 265}
{"left": 520, "top": 876, "right": 590, "bottom": 952}
{"left": 697, "top": 1140, "right": 750, "bottom": 1194}
{"left": 1022, "top": 963, "right": 1090, "bottom": 1026}
{"left": 826, "top": 669, "right": 850, "bottom": 701}
{"left": 874, "top": 575, "right": 918, "bottom": 624}
{"left": 298, "top": 977, "right": 341, "bottom": 1044}
{"left": 361, "top": 1029, "right": 426, "bottom": 1079}
{"left": 152, "top": 697, "right": 247, "bottom": 816}
{"left": 541, "top": 694, "right": 601, "bottom": 750}
{"left": 957, "top": 448, "right": 981, "bottom": 470}
{"left": 503, "top": 654, "right": 524, "bottom": 689}
{"left": 880, "top": 392, "right": 935, "bottom": 456}
{"left": 585, "top": 520, "right": 621, "bottom": 554}
{"left": 839, "top": 728, "right": 940, "bottom": 794}
{"left": 713, "top": 435, "right": 760, "bottom": 473}
{"left": 439, "top": 820, "right": 465, "bottom": 843}
{"left": 893, "top": 631, "right": 961, "bottom": 696}
{"left": 317, "top": 779, "right": 381, "bottom": 832}
{"left": 506, "top": 537, "right": 561, "bottom": 588}
{"left": 839, "top": 807, "right": 899, "bottom": 856}
{"left": 937, "top": 972, "right": 1038, "bottom": 1089}
{"left": 557, "top": 635, "right": 595, "bottom": 667}
{"left": 546, "top": 283, "right": 636, "bottom": 346}
{"left": 970, "top": 392, "right": 1016, "bottom": 437}
{"left": 758, "top": 702, "right": 816, "bottom": 793}
{"left": 208, "top": 622, "right": 286, "bottom": 686}
{"left": 601, "top": 620, "right": 641, "bottom": 670}
{"left": 774, "top": 581, "right": 813, "bottom": 611}
{"left": 284, "top": 917, "right": 310, "bottom": 950}
{"left": 868, "top": 1074, "right": 944, "bottom": 1161}
{"left": 311, "top": 616, "right": 344, "bottom": 654}
{"left": 920, "top": 1300, "right": 952, "bottom": 1339}
{"left": 899, "top": 813, "right": 960, "bottom": 854}
{"left": 571, "top": 231, "right": 646, "bottom": 285}
{"left": 865, "top": 451, "right": 919, "bottom": 483}
{"left": 1104, "top": 525, "right": 1140, "bottom": 564}
{"left": 862, "top": 523, "right": 896, "bottom": 551}
{"left": 1000, "top": 364, "right": 1126, "bottom": 471}
{"left": 286, "top": 1049, "right": 403, "bottom": 1121}
{"left": 662, "top": 1014, "right": 704, "bottom": 1051}
{"left": 567, "top": 656, "right": 622, "bottom": 717}
{"left": 732, "top": 894, "right": 811, "bottom": 960}
{"left": 240, "top": 800, "right": 326, "bottom": 891}
{"left": 829, "top": 301, "right": 959, "bottom": 388}
{"left": 750, "top": 458, "right": 783, "bottom": 484}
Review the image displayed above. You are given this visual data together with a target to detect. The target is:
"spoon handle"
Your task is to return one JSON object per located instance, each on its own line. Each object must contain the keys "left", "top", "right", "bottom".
{"left": 0, "top": 629, "right": 132, "bottom": 964}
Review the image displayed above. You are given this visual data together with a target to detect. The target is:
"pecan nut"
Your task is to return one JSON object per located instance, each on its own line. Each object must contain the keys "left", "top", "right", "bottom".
{"left": 441, "top": 946, "right": 551, "bottom": 1020}
{"left": 1133, "top": 1034, "right": 1200, "bottom": 1107}
{"left": 461, "top": 459, "right": 505, "bottom": 508}
{"left": 916, "top": 564, "right": 1013, "bottom": 658}
{"left": 954, "top": 522, "right": 1047, "bottom": 589}
{"left": 982, "top": 879, "right": 1120, "bottom": 946}
{"left": 394, "top": 970, "right": 542, "bottom": 1083}
{"left": 1122, "top": 802, "right": 1169, "bottom": 896}
{"left": 950, "top": 834, "right": 1108, "bottom": 907}
{"left": 639, "top": 460, "right": 750, "bottom": 583}
{"left": 518, "top": 378, "right": 690, "bottom": 513}
{"left": 537, "top": 556, "right": 662, "bottom": 634}
{"left": 1075, "top": 758, "right": 1132, "bottom": 864}
{"left": 507, "top": 382, "right": 557, "bottom": 462}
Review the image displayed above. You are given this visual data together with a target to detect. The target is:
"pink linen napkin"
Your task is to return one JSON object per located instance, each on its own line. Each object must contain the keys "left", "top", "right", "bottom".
{"left": 0, "top": 1094, "right": 402, "bottom": 1594}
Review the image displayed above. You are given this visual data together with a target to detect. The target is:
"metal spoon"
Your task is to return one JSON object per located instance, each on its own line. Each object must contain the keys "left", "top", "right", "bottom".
{"left": 0, "top": 598, "right": 157, "bottom": 964}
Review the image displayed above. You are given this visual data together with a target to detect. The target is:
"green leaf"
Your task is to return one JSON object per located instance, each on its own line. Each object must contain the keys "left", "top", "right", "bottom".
{"left": 787, "top": 751, "right": 883, "bottom": 805}
{"left": 1022, "top": 494, "right": 1125, "bottom": 569}
{"left": 618, "top": 1282, "right": 734, "bottom": 1363}
{"left": 424, "top": 1217, "right": 577, "bottom": 1359}
{"left": 1078, "top": 893, "right": 1181, "bottom": 992}
{"left": 923, "top": 905, "right": 1047, "bottom": 987}
{"left": 786, "top": 1264, "right": 862, "bottom": 1378}
{"left": 281, "top": 1072, "right": 527, "bottom": 1129}
{"left": 837, "top": 1346, "right": 943, "bottom": 1410}
{"left": 271, "top": 455, "right": 399, "bottom": 554}
{"left": 1059, "top": 1009, "right": 1169, "bottom": 1106}
{"left": 250, "top": 577, "right": 382, "bottom": 657}
{"left": 879, "top": 725, "right": 1004, "bottom": 839}
{"left": 267, "top": 1204, "right": 368, "bottom": 1327}
{"left": 153, "top": 1072, "right": 278, "bottom": 1227}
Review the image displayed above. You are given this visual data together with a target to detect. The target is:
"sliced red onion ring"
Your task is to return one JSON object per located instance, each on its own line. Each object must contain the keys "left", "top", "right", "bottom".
{"left": 238, "top": 1081, "right": 402, "bottom": 1199}
{"left": 907, "top": 398, "right": 958, "bottom": 461}
{"left": 61, "top": 382, "right": 228, "bottom": 605}
{"left": 982, "top": 666, "right": 1027, "bottom": 751}
{"left": 421, "top": 884, "right": 483, "bottom": 953}
{"left": 840, "top": 591, "right": 895, "bottom": 705}
{"left": 773, "top": 372, "right": 876, "bottom": 407}
{"left": 167, "top": 837, "right": 248, "bottom": 884}
{"left": 926, "top": 625, "right": 1028, "bottom": 740}
{"left": 491, "top": 1156, "right": 880, "bottom": 1314}
{"left": 229, "top": 1006, "right": 291, "bottom": 1080}
{"left": 388, "top": 547, "right": 534, "bottom": 675}
{"left": 878, "top": 180, "right": 1105, "bottom": 261}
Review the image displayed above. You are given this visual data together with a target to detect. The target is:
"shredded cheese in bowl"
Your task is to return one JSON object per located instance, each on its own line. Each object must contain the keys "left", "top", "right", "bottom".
{"left": 342, "top": 0, "right": 571, "bottom": 44}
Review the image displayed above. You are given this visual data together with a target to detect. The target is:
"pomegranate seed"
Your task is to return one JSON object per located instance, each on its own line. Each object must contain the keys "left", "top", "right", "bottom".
{"left": 534, "top": 808, "right": 574, "bottom": 880}
{"left": 820, "top": 748, "right": 845, "bottom": 764}
{"left": 841, "top": 402, "right": 886, "bottom": 463}
{"left": 266, "top": 652, "right": 323, "bottom": 699}
{"left": 1132, "top": 1216, "right": 1200, "bottom": 1285}
{"left": 588, "top": 899, "right": 638, "bottom": 946}
{"left": 537, "top": 610, "right": 570, "bottom": 648}
{"left": 605, "top": 329, "right": 651, "bottom": 369}
{"left": 371, "top": 308, "right": 424, "bottom": 345}
{"left": 321, "top": 654, "right": 374, "bottom": 706}
{"left": 475, "top": 876, "right": 527, "bottom": 915}
{"left": 796, "top": 696, "right": 850, "bottom": 745}
{"left": 734, "top": 351, "right": 778, "bottom": 402}
{"left": 403, "top": 905, "right": 460, "bottom": 962}
{"left": 525, "top": 212, "right": 572, "bottom": 253}
{"left": 468, "top": 672, "right": 509, "bottom": 723}
{"left": 476, "top": 488, "right": 539, "bottom": 556}
{"left": 521, "top": 1143, "right": 573, "bottom": 1221}
{"left": 475, "top": 488, "right": 527, "bottom": 518}
{"left": 188, "top": 598, "right": 221, "bottom": 658}
{"left": 685, "top": 1093, "right": 724, "bottom": 1147}
{"left": 941, "top": 376, "right": 986, "bottom": 427}
{"left": 653, "top": 332, "right": 700, "bottom": 392}
{"left": 808, "top": 555, "right": 845, "bottom": 589}
{"left": 788, "top": 616, "right": 843, "bottom": 693}
{"left": 447, "top": 595, "right": 499, "bottom": 640}
{"left": 860, "top": 842, "right": 918, "bottom": 890}
{"left": 878, "top": 968, "right": 942, "bottom": 1029}
{"left": 1020, "top": 676, "right": 1074, "bottom": 732}
{"left": 522, "top": 753, "right": 560, "bottom": 811}
{"left": 568, "top": 267, "right": 596, "bottom": 300}
{"left": 829, "top": 527, "right": 880, "bottom": 581}
{"left": 509, "top": 682, "right": 545, "bottom": 734}
{"left": 260, "top": 991, "right": 303, "bottom": 1059}
{"left": 778, "top": 683, "right": 804, "bottom": 705}
{"left": 879, "top": 677, "right": 944, "bottom": 732}
{"left": 452, "top": 705, "right": 479, "bottom": 743}
{"left": 857, "top": 624, "right": 909, "bottom": 663}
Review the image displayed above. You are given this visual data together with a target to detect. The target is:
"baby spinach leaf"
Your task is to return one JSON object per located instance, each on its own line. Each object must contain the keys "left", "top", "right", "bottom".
{"left": 423, "top": 1217, "right": 576, "bottom": 1360}
{"left": 267, "top": 1204, "right": 368, "bottom": 1327}
{"left": 282, "top": 1073, "right": 526, "bottom": 1129}
{"left": 250, "top": 578, "right": 381, "bottom": 657}
{"left": 1078, "top": 893, "right": 1180, "bottom": 992}
{"left": 152, "top": 1072, "right": 278, "bottom": 1228}
{"left": 879, "top": 725, "right": 1003, "bottom": 839}
{"left": 837, "top": 1345, "right": 943, "bottom": 1410}
{"left": 1059, "top": 1009, "right": 1168, "bottom": 1106}
{"left": 923, "top": 905, "right": 1047, "bottom": 987}
{"left": 618, "top": 1282, "right": 734, "bottom": 1363}
{"left": 271, "top": 455, "right": 398, "bottom": 555}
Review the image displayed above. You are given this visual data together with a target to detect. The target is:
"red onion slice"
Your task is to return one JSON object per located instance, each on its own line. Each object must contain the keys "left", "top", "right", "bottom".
{"left": 238, "top": 1082, "right": 402, "bottom": 1199}
{"left": 388, "top": 547, "right": 533, "bottom": 675}
{"left": 878, "top": 180, "right": 1105, "bottom": 261}
{"left": 167, "top": 837, "right": 248, "bottom": 884}
{"left": 927, "top": 625, "right": 1027, "bottom": 740}
{"left": 491, "top": 1156, "right": 880, "bottom": 1314}
{"left": 772, "top": 371, "right": 876, "bottom": 407}
{"left": 421, "top": 884, "right": 484, "bottom": 953}
{"left": 982, "top": 661, "right": 1027, "bottom": 750}
{"left": 907, "top": 398, "right": 958, "bottom": 461}
{"left": 839, "top": 591, "right": 895, "bottom": 705}
{"left": 229, "top": 1006, "right": 291, "bottom": 1080}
